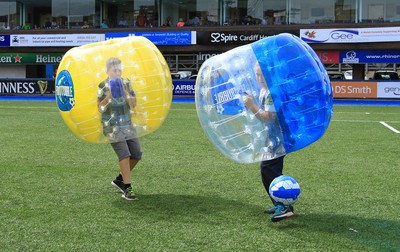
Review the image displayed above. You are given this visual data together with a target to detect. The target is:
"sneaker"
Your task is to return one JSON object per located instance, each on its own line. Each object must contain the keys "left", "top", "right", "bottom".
{"left": 122, "top": 187, "right": 138, "bottom": 201}
{"left": 271, "top": 205, "right": 294, "bottom": 222}
{"left": 111, "top": 179, "right": 125, "bottom": 193}
{"left": 264, "top": 205, "right": 294, "bottom": 214}
{"left": 264, "top": 206, "right": 276, "bottom": 214}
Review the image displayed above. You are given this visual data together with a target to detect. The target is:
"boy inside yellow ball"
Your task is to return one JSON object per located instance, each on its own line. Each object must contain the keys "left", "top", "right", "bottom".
{"left": 97, "top": 57, "right": 142, "bottom": 201}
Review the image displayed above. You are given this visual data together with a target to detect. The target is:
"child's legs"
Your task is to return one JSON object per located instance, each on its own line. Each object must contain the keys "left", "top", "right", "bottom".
{"left": 119, "top": 157, "right": 131, "bottom": 184}
{"left": 260, "top": 155, "right": 285, "bottom": 204}
{"left": 130, "top": 159, "right": 139, "bottom": 171}
{"left": 111, "top": 141, "right": 132, "bottom": 184}
{"left": 126, "top": 138, "right": 142, "bottom": 171}
{"left": 111, "top": 138, "right": 142, "bottom": 184}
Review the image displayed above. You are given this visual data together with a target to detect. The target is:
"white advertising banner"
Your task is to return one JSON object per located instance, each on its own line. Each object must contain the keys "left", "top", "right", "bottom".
{"left": 10, "top": 34, "right": 105, "bottom": 47}
{"left": 300, "top": 27, "right": 400, "bottom": 43}
{"left": 377, "top": 82, "right": 400, "bottom": 98}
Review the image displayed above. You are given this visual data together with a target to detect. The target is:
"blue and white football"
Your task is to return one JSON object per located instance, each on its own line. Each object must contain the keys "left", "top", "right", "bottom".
{"left": 269, "top": 175, "right": 301, "bottom": 205}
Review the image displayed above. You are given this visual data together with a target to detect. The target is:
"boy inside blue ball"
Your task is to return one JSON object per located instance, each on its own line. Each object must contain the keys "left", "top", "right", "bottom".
{"left": 243, "top": 61, "right": 294, "bottom": 222}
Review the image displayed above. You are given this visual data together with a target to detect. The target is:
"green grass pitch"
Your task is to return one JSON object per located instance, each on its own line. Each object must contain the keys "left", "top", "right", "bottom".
{"left": 0, "top": 100, "right": 399, "bottom": 251}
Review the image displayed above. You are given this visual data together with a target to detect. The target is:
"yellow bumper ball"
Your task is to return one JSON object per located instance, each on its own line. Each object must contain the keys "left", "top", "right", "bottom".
{"left": 55, "top": 36, "right": 172, "bottom": 143}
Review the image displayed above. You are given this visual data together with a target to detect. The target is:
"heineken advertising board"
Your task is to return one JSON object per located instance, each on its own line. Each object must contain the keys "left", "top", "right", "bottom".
{"left": 0, "top": 53, "right": 64, "bottom": 64}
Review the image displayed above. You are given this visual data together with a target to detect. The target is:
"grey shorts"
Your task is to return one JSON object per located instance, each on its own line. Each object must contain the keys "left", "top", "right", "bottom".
{"left": 111, "top": 138, "right": 142, "bottom": 161}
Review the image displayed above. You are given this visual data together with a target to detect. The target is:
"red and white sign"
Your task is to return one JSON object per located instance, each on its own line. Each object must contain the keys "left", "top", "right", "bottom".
{"left": 316, "top": 50, "right": 340, "bottom": 64}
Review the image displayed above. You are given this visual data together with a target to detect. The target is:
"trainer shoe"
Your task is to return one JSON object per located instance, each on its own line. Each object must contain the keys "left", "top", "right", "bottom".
{"left": 271, "top": 205, "right": 294, "bottom": 222}
{"left": 122, "top": 187, "right": 138, "bottom": 201}
{"left": 111, "top": 179, "right": 125, "bottom": 193}
{"left": 264, "top": 206, "right": 276, "bottom": 214}
{"left": 264, "top": 205, "right": 294, "bottom": 214}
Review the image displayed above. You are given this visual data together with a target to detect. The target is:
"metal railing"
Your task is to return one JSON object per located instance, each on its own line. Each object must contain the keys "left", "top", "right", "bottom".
{"left": 164, "top": 54, "right": 199, "bottom": 73}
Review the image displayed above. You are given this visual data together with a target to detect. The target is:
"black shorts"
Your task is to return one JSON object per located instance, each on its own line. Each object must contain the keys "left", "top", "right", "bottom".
{"left": 111, "top": 138, "right": 142, "bottom": 161}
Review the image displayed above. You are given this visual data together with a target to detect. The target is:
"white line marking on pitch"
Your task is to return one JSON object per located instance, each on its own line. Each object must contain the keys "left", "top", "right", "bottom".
{"left": 380, "top": 121, "right": 400, "bottom": 133}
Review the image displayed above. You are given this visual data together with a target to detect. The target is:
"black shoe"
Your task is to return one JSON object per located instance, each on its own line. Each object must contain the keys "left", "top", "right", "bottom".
{"left": 111, "top": 179, "right": 125, "bottom": 193}
{"left": 271, "top": 205, "right": 294, "bottom": 222}
{"left": 122, "top": 187, "right": 138, "bottom": 201}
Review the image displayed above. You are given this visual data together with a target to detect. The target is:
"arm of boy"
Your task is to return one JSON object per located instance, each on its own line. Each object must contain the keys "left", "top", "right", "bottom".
{"left": 124, "top": 80, "right": 136, "bottom": 109}
{"left": 126, "top": 92, "right": 136, "bottom": 109}
{"left": 244, "top": 94, "right": 275, "bottom": 122}
{"left": 98, "top": 92, "right": 111, "bottom": 113}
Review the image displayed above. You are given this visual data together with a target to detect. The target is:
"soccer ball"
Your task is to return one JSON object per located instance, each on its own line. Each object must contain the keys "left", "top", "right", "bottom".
{"left": 269, "top": 175, "right": 301, "bottom": 206}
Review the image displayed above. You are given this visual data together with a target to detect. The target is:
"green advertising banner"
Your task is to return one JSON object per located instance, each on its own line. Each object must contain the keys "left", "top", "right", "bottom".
{"left": 0, "top": 53, "right": 64, "bottom": 64}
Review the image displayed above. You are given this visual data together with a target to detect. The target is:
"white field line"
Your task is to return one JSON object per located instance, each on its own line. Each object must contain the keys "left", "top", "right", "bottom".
{"left": 379, "top": 121, "right": 400, "bottom": 133}
{"left": 332, "top": 119, "right": 400, "bottom": 123}
{"left": 334, "top": 111, "right": 399, "bottom": 115}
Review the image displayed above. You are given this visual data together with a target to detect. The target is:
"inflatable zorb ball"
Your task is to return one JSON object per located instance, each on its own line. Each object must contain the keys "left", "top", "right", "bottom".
{"left": 55, "top": 36, "right": 172, "bottom": 143}
{"left": 195, "top": 33, "right": 333, "bottom": 163}
{"left": 269, "top": 175, "right": 301, "bottom": 206}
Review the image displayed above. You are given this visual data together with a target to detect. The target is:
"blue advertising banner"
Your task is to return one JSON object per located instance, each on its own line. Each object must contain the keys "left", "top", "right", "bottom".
{"left": 340, "top": 50, "right": 400, "bottom": 63}
{"left": 172, "top": 79, "right": 195, "bottom": 96}
{"left": 105, "top": 31, "right": 196, "bottom": 45}
{"left": 0, "top": 34, "right": 10, "bottom": 46}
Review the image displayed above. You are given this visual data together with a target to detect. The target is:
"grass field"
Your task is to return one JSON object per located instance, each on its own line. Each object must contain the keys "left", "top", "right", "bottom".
{"left": 1, "top": 100, "right": 399, "bottom": 251}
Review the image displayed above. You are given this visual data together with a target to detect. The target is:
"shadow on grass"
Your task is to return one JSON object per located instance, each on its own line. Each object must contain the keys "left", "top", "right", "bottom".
{"left": 112, "top": 193, "right": 399, "bottom": 250}
{"left": 112, "top": 193, "right": 264, "bottom": 224}
{"left": 287, "top": 212, "right": 400, "bottom": 250}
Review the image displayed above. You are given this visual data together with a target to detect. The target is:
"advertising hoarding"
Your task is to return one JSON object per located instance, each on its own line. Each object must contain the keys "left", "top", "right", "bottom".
{"left": 105, "top": 31, "right": 196, "bottom": 45}
{"left": 331, "top": 81, "right": 400, "bottom": 99}
{"left": 300, "top": 27, "right": 400, "bottom": 43}
{"left": 8, "top": 34, "right": 104, "bottom": 47}
{"left": 0, "top": 78, "right": 55, "bottom": 95}
{"left": 340, "top": 50, "right": 400, "bottom": 63}
{"left": 0, "top": 53, "right": 64, "bottom": 64}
